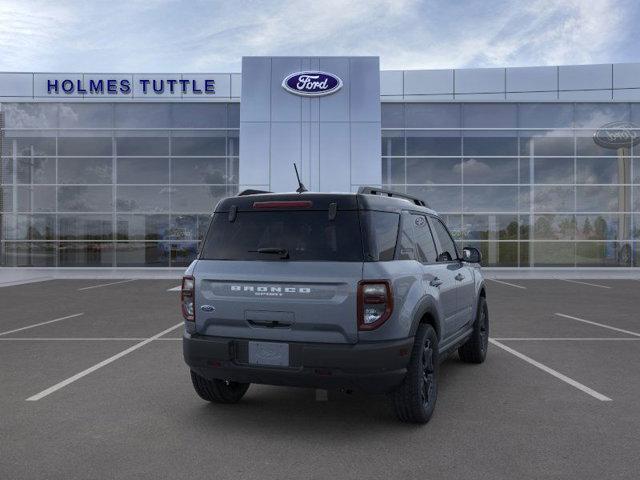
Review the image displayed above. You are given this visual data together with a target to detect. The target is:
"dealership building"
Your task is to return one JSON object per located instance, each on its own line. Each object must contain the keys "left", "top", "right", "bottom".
{"left": 1, "top": 56, "right": 639, "bottom": 269}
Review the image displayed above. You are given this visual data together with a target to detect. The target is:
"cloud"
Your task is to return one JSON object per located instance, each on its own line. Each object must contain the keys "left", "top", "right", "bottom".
{"left": 0, "top": 0, "right": 636, "bottom": 72}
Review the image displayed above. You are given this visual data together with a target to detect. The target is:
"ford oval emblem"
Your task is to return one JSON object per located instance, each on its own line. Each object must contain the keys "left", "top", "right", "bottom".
{"left": 282, "top": 71, "right": 343, "bottom": 97}
{"left": 593, "top": 121, "right": 640, "bottom": 149}
{"left": 200, "top": 305, "right": 215, "bottom": 312}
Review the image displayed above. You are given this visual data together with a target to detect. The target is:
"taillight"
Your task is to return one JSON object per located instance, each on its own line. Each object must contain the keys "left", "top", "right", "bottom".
{"left": 357, "top": 280, "right": 393, "bottom": 330}
{"left": 181, "top": 275, "right": 195, "bottom": 321}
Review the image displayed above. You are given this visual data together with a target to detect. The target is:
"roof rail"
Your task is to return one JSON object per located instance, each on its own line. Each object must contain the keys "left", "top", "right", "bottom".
{"left": 237, "top": 189, "right": 272, "bottom": 196}
{"left": 357, "top": 186, "right": 429, "bottom": 208}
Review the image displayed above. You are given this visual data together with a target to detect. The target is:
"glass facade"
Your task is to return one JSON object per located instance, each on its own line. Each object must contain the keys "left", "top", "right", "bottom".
{"left": 382, "top": 103, "right": 640, "bottom": 267}
{"left": 0, "top": 102, "right": 239, "bottom": 267}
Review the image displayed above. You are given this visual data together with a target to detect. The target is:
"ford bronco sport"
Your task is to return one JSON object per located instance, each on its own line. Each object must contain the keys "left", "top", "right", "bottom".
{"left": 182, "top": 187, "right": 488, "bottom": 423}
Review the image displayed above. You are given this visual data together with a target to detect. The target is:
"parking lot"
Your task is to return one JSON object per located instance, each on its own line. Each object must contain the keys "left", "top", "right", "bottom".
{"left": 1, "top": 277, "right": 639, "bottom": 479}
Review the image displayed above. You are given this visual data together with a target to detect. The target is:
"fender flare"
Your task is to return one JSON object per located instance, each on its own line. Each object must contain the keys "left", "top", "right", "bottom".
{"left": 409, "top": 295, "right": 443, "bottom": 340}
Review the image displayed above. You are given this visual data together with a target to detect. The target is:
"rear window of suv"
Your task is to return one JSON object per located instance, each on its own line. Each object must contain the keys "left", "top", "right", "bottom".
{"left": 200, "top": 209, "right": 400, "bottom": 262}
{"left": 201, "top": 210, "right": 364, "bottom": 261}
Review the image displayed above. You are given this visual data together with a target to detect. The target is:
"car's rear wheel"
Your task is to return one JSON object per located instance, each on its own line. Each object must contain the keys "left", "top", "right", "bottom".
{"left": 391, "top": 324, "right": 438, "bottom": 424}
{"left": 190, "top": 370, "right": 250, "bottom": 404}
{"left": 458, "top": 296, "right": 489, "bottom": 364}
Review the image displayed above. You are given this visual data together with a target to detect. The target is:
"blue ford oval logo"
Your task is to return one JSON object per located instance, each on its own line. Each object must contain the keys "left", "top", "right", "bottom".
{"left": 282, "top": 71, "right": 343, "bottom": 97}
{"left": 200, "top": 305, "right": 215, "bottom": 312}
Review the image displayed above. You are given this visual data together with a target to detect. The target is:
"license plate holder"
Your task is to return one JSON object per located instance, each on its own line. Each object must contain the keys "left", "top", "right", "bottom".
{"left": 248, "top": 341, "right": 289, "bottom": 367}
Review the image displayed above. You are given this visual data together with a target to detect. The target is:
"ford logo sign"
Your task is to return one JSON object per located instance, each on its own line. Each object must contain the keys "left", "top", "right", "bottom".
{"left": 593, "top": 121, "right": 640, "bottom": 149}
{"left": 282, "top": 71, "right": 343, "bottom": 97}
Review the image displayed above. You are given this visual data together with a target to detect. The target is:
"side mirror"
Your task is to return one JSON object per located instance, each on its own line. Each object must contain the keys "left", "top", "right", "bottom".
{"left": 462, "top": 247, "right": 482, "bottom": 264}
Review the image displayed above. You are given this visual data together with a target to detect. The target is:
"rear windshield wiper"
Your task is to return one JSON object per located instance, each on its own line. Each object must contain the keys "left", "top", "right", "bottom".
{"left": 249, "top": 247, "right": 290, "bottom": 259}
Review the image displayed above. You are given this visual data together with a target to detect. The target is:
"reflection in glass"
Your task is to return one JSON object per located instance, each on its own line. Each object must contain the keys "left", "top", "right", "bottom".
{"left": 171, "top": 242, "right": 199, "bottom": 267}
{"left": 406, "top": 131, "right": 461, "bottom": 156}
{"left": 116, "top": 214, "right": 169, "bottom": 240}
{"left": 534, "top": 186, "right": 574, "bottom": 212}
{"left": 576, "top": 242, "right": 632, "bottom": 267}
{"left": 463, "top": 104, "right": 517, "bottom": 128}
{"left": 534, "top": 158, "right": 574, "bottom": 184}
{"left": 59, "top": 104, "right": 113, "bottom": 128}
{"left": 115, "top": 242, "right": 169, "bottom": 267}
{"left": 116, "top": 186, "right": 170, "bottom": 213}
{"left": 576, "top": 186, "right": 621, "bottom": 212}
{"left": 117, "top": 158, "right": 170, "bottom": 184}
{"left": 406, "top": 104, "right": 460, "bottom": 128}
{"left": 58, "top": 214, "right": 113, "bottom": 240}
{"left": 16, "top": 157, "right": 56, "bottom": 184}
{"left": 2, "top": 242, "right": 56, "bottom": 266}
{"left": 406, "top": 158, "right": 461, "bottom": 184}
{"left": 58, "top": 186, "right": 113, "bottom": 212}
{"left": 518, "top": 104, "right": 573, "bottom": 129}
{"left": 462, "top": 157, "right": 517, "bottom": 184}
{"left": 171, "top": 158, "right": 227, "bottom": 184}
{"left": 17, "top": 186, "right": 56, "bottom": 212}
{"left": 381, "top": 130, "right": 404, "bottom": 156}
{"left": 10, "top": 136, "right": 56, "bottom": 156}
{"left": 14, "top": 214, "right": 55, "bottom": 240}
{"left": 59, "top": 242, "right": 114, "bottom": 267}
{"left": 575, "top": 214, "right": 628, "bottom": 240}
{"left": 58, "top": 158, "right": 112, "bottom": 184}
{"left": 3, "top": 104, "right": 58, "bottom": 128}
{"left": 533, "top": 215, "right": 576, "bottom": 240}
{"left": 463, "top": 186, "right": 518, "bottom": 212}
{"left": 520, "top": 134, "right": 574, "bottom": 157}
{"left": 464, "top": 241, "right": 518, "bottom": 267}
{"left": 463, "top": 136, "right": 518, "bottom": 156}
{"left": 116, "top": 137, "right": 169, "bottom": 156}
{"left": 172, "top": 104, "right": 227, "bottom": 128}
{"left": 58, "top": 137, "right": 112, "bottom": 156}
{"left": 382, "top": 103, "right": 404, "bottom": 128}
{"left": 462, "top": 215, "right": 518, "bottom": 240}
{"left": 406, "top": 186, "right": 461, "bottom": 212}
{"left": 382, "top": 158, "right": 405, "bottom": 184}
{"left": 533, "top": 242, "right": 575, "bottom": 266}
{"left": 171, "top": 135, "right": 226, "bottom": 156}
{"left": 576, "top": 157, "right": 627, "bottom": 184}
{"left": 114, "top": 104, "right": 171, "bottom": 128}
{"left": 171, "top": 186, "right": 227, "bottom": 213}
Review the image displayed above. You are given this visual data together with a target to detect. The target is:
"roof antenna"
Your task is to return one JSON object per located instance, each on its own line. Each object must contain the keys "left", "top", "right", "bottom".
{"left": 293, "top": 163, "right": 308, "bottom": 193}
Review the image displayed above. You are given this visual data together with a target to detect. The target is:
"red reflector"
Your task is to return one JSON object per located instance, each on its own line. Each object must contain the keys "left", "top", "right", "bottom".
{"left": 253, "top": 201, "right": 313, "bottom": 209}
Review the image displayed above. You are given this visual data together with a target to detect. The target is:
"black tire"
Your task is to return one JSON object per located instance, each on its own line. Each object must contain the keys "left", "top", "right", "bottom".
{"left": 190, "top": 370, "right": 250, "bottom": 404}
{"left": 458, "top": 296, "right": 489, "bottom": 364}
{"left": 391, "top": 324, "right": 438, "bottom": 424}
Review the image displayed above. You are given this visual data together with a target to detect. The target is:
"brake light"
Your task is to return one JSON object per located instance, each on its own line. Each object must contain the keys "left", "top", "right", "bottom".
{"left": 357, "top": 280, "right": 393, "bottom": 330}
{"left": 181, "top": 276, "right": 195, "bottom": 321}
{"left": 253, "top": 201, "right": 313, "bottom": 209}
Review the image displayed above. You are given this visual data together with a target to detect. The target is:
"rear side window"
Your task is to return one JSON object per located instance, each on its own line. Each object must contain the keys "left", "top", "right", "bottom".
{"left": 201, "top": 210, "right": 363, "bottom": 261}
{"left": 429, "top": 217, "right": 458, "bottom": 262}
{"left": 412, "top": 214, "right": 438, "bottom": 263}
{"left": 360, "top": 211, "right": 400, "bottom": 261}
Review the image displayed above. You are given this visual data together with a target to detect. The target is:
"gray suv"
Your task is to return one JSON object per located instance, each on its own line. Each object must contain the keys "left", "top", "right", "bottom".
{"left": 182, "top": 187, "right": 488, "bottom": 423}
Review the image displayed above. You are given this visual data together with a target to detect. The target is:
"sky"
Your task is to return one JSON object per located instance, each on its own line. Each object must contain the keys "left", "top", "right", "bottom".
{"left": 0, "top": 0, "right": 638, "bottom": 72}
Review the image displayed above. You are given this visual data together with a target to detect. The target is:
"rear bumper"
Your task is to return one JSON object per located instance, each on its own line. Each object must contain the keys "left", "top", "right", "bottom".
{"left": 183, "top": 333, "right": 413, "bottom": 394}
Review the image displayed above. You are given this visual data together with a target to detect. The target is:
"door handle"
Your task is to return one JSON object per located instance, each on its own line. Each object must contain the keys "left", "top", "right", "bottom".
{"left": 455, "top": 273, "right": 465, "bottom": 281}
{"left": 429, "top": 278, "right": 443, "bottom": 287}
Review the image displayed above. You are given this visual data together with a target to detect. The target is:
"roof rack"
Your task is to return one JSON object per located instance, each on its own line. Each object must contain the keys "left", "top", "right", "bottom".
{"left": 357, "top": 186, "right": 429, "bottom": 208}
{"left": 237, "top": 189, "right": 272, "bottom": 196}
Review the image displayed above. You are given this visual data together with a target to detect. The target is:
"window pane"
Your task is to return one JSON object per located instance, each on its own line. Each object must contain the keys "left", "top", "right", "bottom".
{"left": 171, "top": 104, "right": 227, "bottom": 128}
{"left": 463, "top": 104, "right": 517, "bottom": 128}
{"left": 576, "top": 186, "right": 622, "bottom": 212}
{"left": 518, "top": 104, "right": 573, "bottom": 128}
{"left": 16, "top": 157, "right": 56, "bottom": 184}
{"left": 171, "top": 134, "right": 226, "bottom": 156}
{"left": 462, "top": 214, "right": 519, "bottom": 240}
{"left": 381, "top": 130, "right": 404, "bottom": 156}
{"left": 171, "top": 158, "right": 228, "bottom": 184}
{"left": 382, "top": 158, "right": 405, "bottom": 184}
{"left": 520, "top": 133, "right": 574, "bottom": 156}
{"left": 114, "top": 104, "right": 171, "bottom": 128}
{"left": 412, "top": 215, "right": 437, "bottom": 263}
{"left": 574, "top": 103, "right": 629, "bottom": 128}
{"left": 171, "top": 185, "right": 226, "bottom": 212}
{"left": 462, "top": 157, "right": 517, "bottom": 184}
{"left": 1, "top": 186, "right": 12, "bottom": 211}
{"left": 116, "top": 186, "right": 170, "bottom": 212}
{"left": 116, "top": 137, "right": 168, "bottom": 156}
{"left": 464, "top": 186, "right": 518, "bottom": 212}
{"left": 397, "top": 213, "right": 417, "bottom": 261}
{"left": 115, "top": 242, "right": 170, "bottom": 267}
{"left": 10, "top": 136, "right": 56, "bottom": 156}
{"left": 59, "top": 242, "right": 114, "bottom": 267}
{"left": 59, "top": 104, "right": 113, "bottom": 128}
{"left": 117, "top": 158, "right": 169, "bottom": 184}
{"left": 58, "top": 214, "right": 113, "bottom": 240}
{"left": 406, "top": 186, "right": 461, "bottom": 212}
{"left": 465, "top": 241, "right": 518, "bottom": 267}
{"left": 463, "top": 136, "right": 518, "bottom": 156}
{"left": 633, "top": 159, "right": 640, "bottom": 184}
{"left": 533, "top": 242, "right": 575, "bottom": 266}
{"left": 168, "top": 214, "right": 201, "bottom": 241}
{"left": 576, "top": 242, "right": 631, "bottom": 267}
{"left": 406, "top": 158, "right": 461, "bottom": 184}
{"left": 14, "top": 214, "right": 55, "bottom": 240}
{"left": 1, "top": 158, "right": 12, "bottom": 183}
{"left": 58, "top": 158, "right": 112, "bottom": 184}
{"left": 58, "top": 186, "right": 113, "bottom": 212}
{"left": 362, "top": 211, "right": 399, "bottom": 261}
{"left": 576, "top": 157, "right": 626, "bottom": 184}
{"left": 228, "top": 103, "right": 240, "bottom": 127}
{"left": 17, "top": 185, "right": 56, "bottom": 212}
{"left": 406, "top": 104, "right": 460, "bottom": 128}
{"left": 575, "top": 214, "right": 629, "bottom": 240}
{"left": 576, "top": 135, "right": 620, "bottom": 156}
{"left": 58, "top": 137, "right": 113, "bottom": 156}
{"left": 3, "top": 104, "right": 58, "bottom": 128}
{"left": 429, "top": 217, "right": 458, "bottom": 261}
{"left": 382, "top": 103, "right": 404, "bottom": 128}
{"left": 534, "top": 158, "right": 574, "bottom": 184}
{"left": 534, "top": 186, "right": 574, "bottom": 212}
{"left": 171, "top": 242, "right": 199, "bottom": 267}
{"left": 406, "top": 131, "right": 461, "bottom": 156}
{"left": 2, "top": 242, "right": 57, "bottom": 267}
{"left": 116, "top": 214, "right": 169, "bottom": 241}
{"left": 533, "top": 215, "right": 576, "bottom": 240}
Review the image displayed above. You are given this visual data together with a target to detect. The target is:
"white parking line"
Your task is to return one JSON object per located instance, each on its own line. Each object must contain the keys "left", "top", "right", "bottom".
{"left": 493, "top": 337, "right": 640, "bottom": 341}
{"left": 167, "top": 285, "right": 182, "bottom": 291}
{"left": 26, "top": 322, "right": 183, "bottom": 401}
{"left": 0, "top": 337, "right": 182, "bottom": 341}
{"left": 487, "top": 279, "right": 526, "bottom": 290}
{"left": 0, "top": 313, "right": 84, "bottom": 337}
{"left": 558, "top": 279, "right": 611, "bottom": 289}
{"left": 78, "top": 279, "right": 137, "bottom": 291}
{"left": 489, "top": 338, "right": 612, "bottom": 402}
{"left": 555, "top": 313, "right": 640, "bottom": 337}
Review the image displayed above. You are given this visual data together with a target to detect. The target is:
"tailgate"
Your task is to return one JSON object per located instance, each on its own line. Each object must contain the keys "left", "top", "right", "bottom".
{"left": 194, "top": 260, "right": 363, "bottom": 344}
